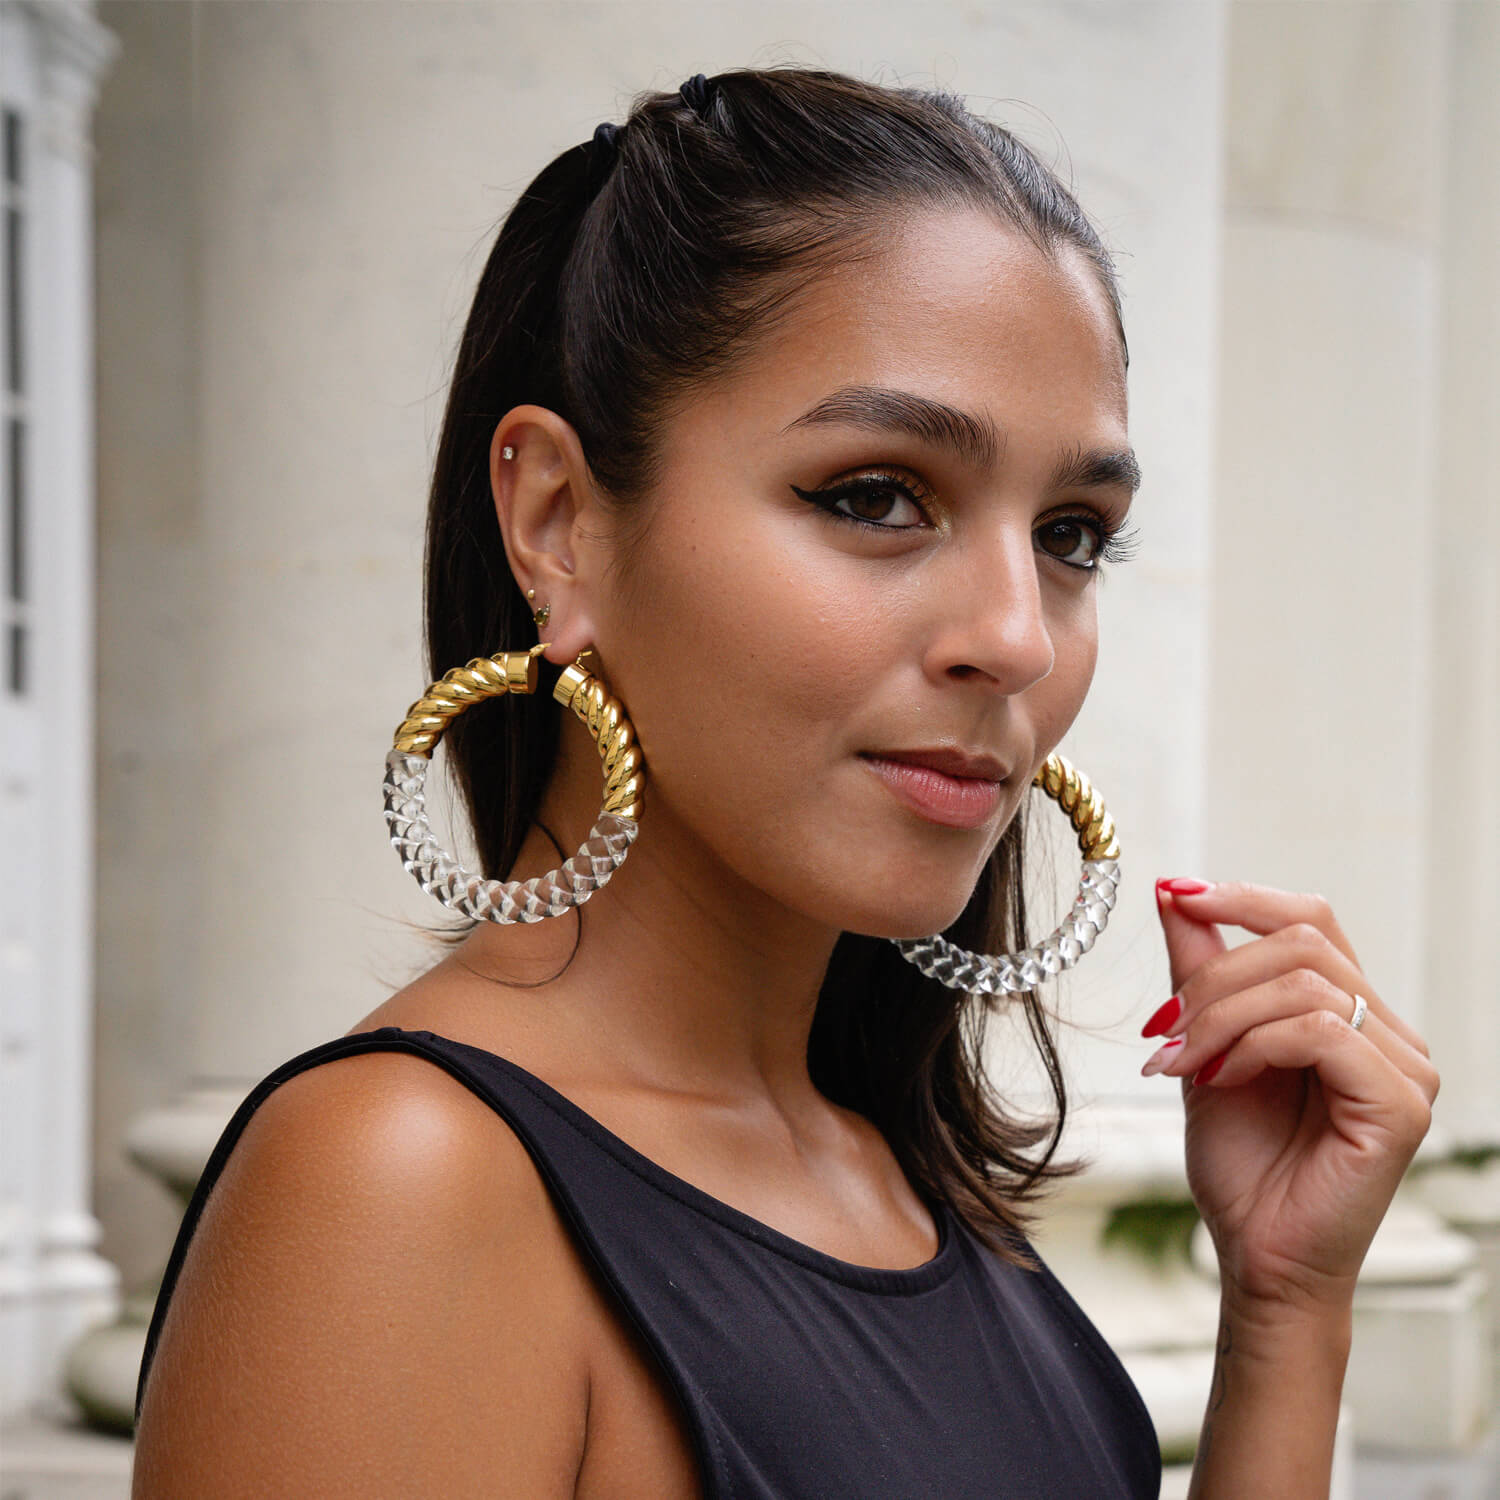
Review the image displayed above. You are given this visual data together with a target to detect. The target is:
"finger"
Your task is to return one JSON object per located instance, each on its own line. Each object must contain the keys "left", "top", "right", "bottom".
{"left": 1156, "top": 881, "right": 1226, "bottom": 993}
{"left": 1161, "top": 880, "right": 1362, "bottom": 971}
{"left": 1155, "top": 920, "right": 1429, "bottom": 1061}
{"left": 1186, "top": 1008, "right": 1435, "bottom": 1154}
{"left": 1147, "top": 969, "right": 1441, "bottom": 1106}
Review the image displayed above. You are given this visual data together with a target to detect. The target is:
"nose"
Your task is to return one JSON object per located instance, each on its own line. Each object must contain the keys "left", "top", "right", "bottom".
{"left": 924, "top": 528, "right": 1055, "bottom": 695}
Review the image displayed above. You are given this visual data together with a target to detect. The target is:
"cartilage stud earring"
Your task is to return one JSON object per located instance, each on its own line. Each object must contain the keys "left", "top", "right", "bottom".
{"left": 501, "top": 445, "right": 516, "bottom": 460}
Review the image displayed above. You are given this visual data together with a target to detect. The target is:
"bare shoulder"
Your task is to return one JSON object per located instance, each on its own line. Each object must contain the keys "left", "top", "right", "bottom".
{"left": 132, "top": 1047, "right": 592, "bottom": 1499}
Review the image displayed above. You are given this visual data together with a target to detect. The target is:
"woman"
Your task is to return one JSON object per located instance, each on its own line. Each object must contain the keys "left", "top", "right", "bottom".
{"left": 131, "top": 68, "right": 1437, "bottom": 1498}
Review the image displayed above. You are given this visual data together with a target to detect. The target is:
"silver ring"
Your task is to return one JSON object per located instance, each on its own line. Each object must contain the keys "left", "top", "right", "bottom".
{"left": 1349, "top": 993, "right": 1369, "bottom": 1030}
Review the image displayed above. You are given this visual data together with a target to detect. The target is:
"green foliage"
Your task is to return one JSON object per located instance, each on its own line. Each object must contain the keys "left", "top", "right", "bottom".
{"left": 1409, "top": 1141, "right": 1500, "bottom": 1174}
{"left": 1160, "top": 1438, "right": 1199, "bottom": 1467}
{"left": 1100, "top": 1197, "right": 1201, "bottom": 1266}
{"left": 1445, "top": 1143, "right": 1500, "bottom": 1171}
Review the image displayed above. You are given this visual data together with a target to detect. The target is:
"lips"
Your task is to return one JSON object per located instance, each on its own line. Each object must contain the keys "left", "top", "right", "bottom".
{"left": 859, "top": 747, "right": 1008, "bottom": 829}
{"left": 864, "top": 747, "right": 1009, "bottom": 782}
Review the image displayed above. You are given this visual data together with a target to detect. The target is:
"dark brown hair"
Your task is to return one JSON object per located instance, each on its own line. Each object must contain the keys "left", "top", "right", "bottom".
{"left": 424, "top": 67, "right": 1126, "bottom": 1266}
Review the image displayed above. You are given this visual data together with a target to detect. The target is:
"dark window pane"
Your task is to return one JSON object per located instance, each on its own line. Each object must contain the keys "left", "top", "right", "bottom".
{"left": 7, "top": 621, "right": 23, "bottom": 695}
{"left": 6, "top": 417, "right": 22, "bottom": 602}
{"left": 5, "top": 204, "right": 20, "bottom": 395}
{"left": 2, "top": 111, "right": 19, "bottom": 187}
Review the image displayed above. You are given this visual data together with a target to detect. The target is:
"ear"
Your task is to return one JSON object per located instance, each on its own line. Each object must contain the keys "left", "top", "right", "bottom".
{"left": 489, "top": 406, "right": 605, "bottom": 668}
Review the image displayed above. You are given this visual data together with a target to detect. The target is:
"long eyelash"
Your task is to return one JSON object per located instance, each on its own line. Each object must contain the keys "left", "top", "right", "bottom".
{"left": 1053, "top": 512, "right": 1143, "bottom": 571}
{"left": 1100, "top": 519, "right": 1142, "bottom": 567}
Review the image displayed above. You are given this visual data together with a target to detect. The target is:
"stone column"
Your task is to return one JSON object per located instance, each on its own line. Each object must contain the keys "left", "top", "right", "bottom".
{"left": 1408, "top": 0, "right": 1500, "bottom": 1405}
{"left": 1421, "top": 0, "right": 1500, "bottom": 1148}
{"left": 1208, "top": 0, "right": 1490, "bottom": 1455}
{"left": 0, "top": 0, "right": 119, "bottom": 1422}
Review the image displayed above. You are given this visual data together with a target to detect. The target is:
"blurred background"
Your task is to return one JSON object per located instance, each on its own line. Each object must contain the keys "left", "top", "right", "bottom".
{"left": 1, "top": 1, "right": 1496, "bottom": 1495}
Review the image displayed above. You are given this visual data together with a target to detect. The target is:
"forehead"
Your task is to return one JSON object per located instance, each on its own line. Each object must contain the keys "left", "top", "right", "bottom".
{"left": 668, "top": 205, "right": 1127, "bottom": 456}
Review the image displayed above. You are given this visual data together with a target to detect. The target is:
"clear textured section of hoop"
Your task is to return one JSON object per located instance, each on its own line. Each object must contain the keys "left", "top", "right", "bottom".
{"left": 383, "top": 749, "right": 638, "bottom": 922}
{"left": 893, "top": 858, "right": 1120, "bottom": 995}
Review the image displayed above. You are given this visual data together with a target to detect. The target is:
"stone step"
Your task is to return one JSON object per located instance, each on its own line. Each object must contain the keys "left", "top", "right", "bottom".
{"left": 0, "top": 1401, "right": 132, "bottom": 1500}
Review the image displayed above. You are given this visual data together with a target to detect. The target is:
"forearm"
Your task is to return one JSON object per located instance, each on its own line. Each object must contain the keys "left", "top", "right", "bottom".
{"left": 1186, "top": 1294, "right": 1352, "bottom": 1500}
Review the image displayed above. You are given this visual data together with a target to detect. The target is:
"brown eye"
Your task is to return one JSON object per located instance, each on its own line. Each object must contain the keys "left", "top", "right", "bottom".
{"left": 1035, "top": 517, "right": 1103, "bottom": 570}
{"left": 842, "top": 480, "right": 915, "bottom": 523}
{"left": 790, "top": 472, "right": 930, "bottom": 530}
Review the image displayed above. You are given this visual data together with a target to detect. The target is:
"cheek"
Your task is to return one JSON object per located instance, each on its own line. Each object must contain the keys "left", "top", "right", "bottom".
{"left": 1031, "top": 593, "right": 1099, "bottom": 742}
{"left": 604, "top": 505, "right": 869, "bottom": 798}
{"left": 592, "top": 503, "right": 926, "bottom": 922}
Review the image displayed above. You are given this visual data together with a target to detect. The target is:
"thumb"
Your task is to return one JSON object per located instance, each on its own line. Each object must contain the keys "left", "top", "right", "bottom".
{"left": 1157, "top": 881, "right": 1226, "bottom": 991}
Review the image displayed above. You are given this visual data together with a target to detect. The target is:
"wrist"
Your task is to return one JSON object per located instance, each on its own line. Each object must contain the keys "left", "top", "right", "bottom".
{"left": 1185, "top": 1294, "right": 1351, "bottom": 1500}
{"left": 1218, "top": 1286, "right": 1354, "bottom": 1368}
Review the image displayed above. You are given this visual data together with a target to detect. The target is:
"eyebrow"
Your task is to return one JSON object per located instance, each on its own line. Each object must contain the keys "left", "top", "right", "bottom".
{"left": 1048, "top": 441, "right": 1143, "bottom": 497}
{"left": 781, "top": 384, "right": 1141, "bottom": 496}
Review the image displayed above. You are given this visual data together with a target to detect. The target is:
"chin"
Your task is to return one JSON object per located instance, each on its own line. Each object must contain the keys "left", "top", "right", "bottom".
{"left": 773, "top": 835, "right": 994, "bottom": 943}
{"left": 826, "top": 887, "right": 981, "bottom": 945}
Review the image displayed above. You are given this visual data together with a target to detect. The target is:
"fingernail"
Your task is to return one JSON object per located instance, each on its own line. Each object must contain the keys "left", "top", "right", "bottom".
{"left": 1141, "top": 1036, "right": 1186, "bottom": 1077}
{"left": 1192, "top": 1051, "right": 1228, "bottom": 1086}
{"left": 1158, "top": 878, "right": 1213, "bottom": 896}
{"left": 1141, "top": 995, "right": 1182, "bottom": 1038}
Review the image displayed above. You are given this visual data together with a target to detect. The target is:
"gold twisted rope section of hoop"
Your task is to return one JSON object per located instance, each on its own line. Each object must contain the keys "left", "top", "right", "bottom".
{"left": 559, "top": 667, "right": 645, "bottom": 821}
{"left": 1034, "top": 753, "right": 1119, "bottom": 862}
{"left": 392, "top": 650, "right": 537, "bottom": 756}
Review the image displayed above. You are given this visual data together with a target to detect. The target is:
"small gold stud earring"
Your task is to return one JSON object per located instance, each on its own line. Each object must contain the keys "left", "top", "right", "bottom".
{"left": 526, "top": 589, "right": 550, "bottom": 629}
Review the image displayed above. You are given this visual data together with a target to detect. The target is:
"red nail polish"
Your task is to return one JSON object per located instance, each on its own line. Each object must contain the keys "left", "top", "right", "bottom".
{"left": 1159, "top": 878, "right": 1212, "bottom": 896}
{"left": 1141, "top": 996, "right": 1182, "bottom": 1038}
{"left": 1192, "top": 1051, "right": 1228, "bottom": 1086}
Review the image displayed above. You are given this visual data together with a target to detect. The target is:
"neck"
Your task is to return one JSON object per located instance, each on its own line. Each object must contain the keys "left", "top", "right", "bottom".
{"left": 459, "top": 719, "right": 844, "bottom": 1109}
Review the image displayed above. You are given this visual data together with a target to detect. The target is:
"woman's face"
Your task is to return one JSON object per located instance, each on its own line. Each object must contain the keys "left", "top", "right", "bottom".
{"left": 581, "top": 205, "right": 1135, "bottom": 940}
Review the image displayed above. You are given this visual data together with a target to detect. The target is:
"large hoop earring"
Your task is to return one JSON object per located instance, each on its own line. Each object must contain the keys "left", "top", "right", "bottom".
{"left": 891, "top": 753, "right": 1120, "bottom": 995}
{"left": 382, "top": 645, "right": 644, "bottom": 922}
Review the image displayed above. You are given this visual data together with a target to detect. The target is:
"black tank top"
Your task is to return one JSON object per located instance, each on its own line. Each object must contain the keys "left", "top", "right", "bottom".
{"left": 136, "top": 1027, "right": 1161, "bottom": 1497}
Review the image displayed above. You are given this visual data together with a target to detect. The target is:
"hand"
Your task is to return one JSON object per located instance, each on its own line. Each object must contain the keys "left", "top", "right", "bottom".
{"left": 1142, "top": 879, "right": 1439, "bottom": 1316}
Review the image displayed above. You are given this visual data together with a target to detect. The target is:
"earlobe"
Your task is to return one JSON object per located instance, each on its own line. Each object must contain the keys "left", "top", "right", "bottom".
{"left": 489, "top": 405, "right": 602, "bottom": 667}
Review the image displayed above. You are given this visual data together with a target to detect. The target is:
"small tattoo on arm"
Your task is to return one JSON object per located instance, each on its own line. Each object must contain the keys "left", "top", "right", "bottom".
{"left": 1198, "top": 1310, "right": 1233, "bottom": 1464}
